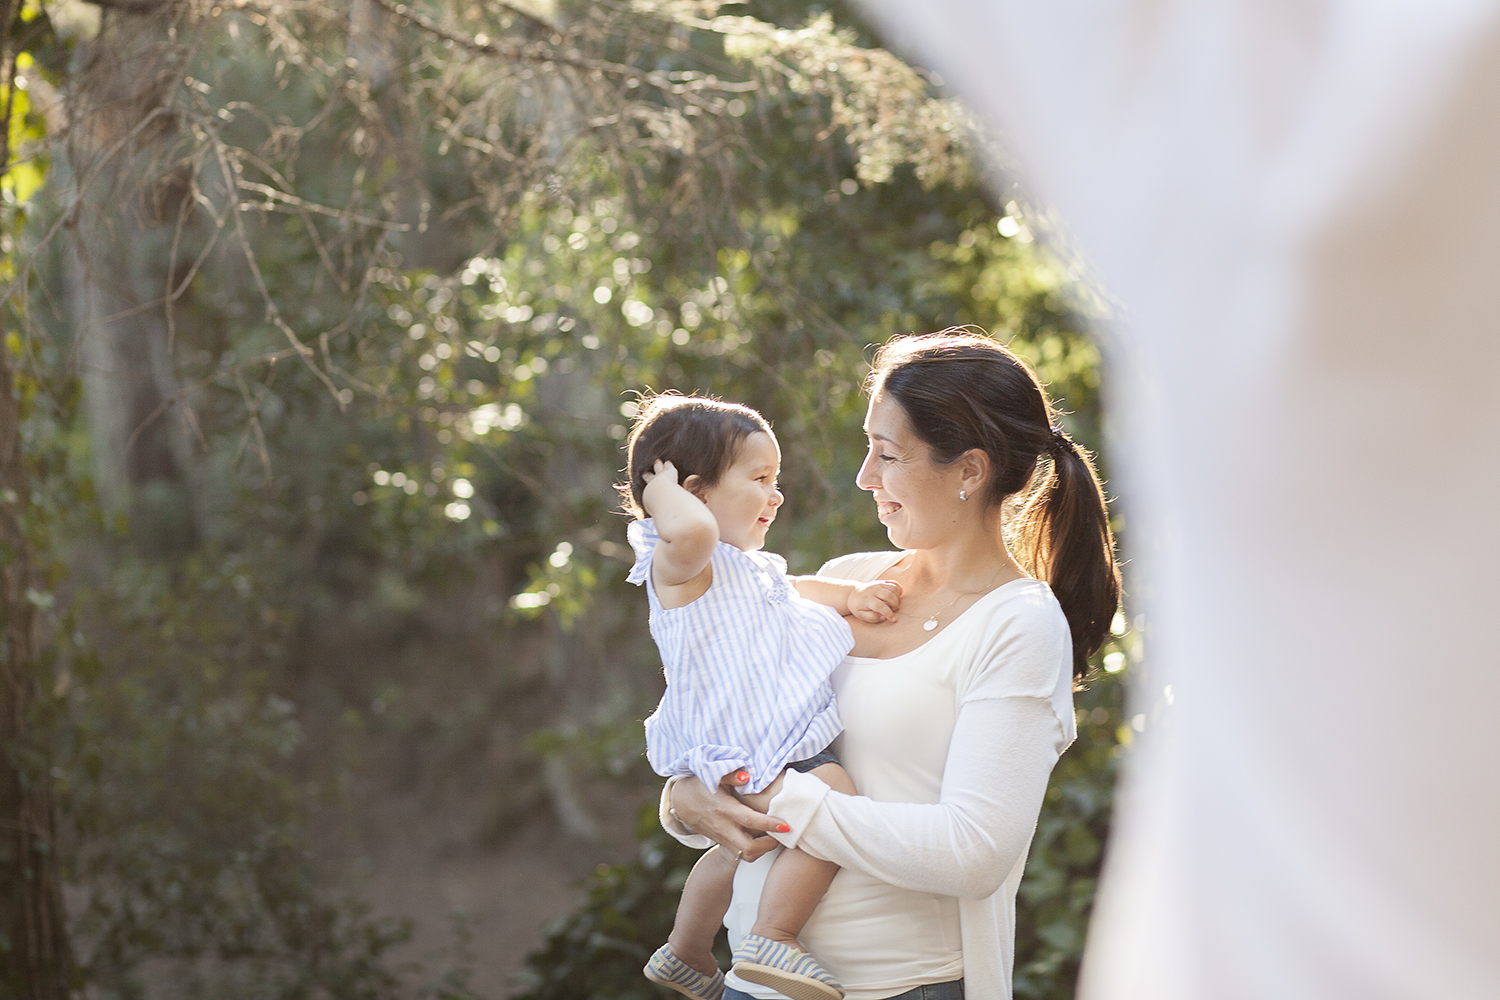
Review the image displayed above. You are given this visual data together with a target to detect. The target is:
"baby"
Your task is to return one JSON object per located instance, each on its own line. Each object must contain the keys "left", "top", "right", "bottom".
{"left": 621, "top": 394, "right": 900, "bottom": 1000}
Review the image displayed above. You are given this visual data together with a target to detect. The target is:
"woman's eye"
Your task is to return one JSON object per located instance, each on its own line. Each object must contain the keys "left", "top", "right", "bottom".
{"left": 879, "top": 453, "right": 895, "bottom": 462}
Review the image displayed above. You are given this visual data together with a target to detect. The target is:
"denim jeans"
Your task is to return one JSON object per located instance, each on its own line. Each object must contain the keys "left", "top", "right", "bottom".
{"left": 723, "top": 981, "right": 963, "bottom": 1000}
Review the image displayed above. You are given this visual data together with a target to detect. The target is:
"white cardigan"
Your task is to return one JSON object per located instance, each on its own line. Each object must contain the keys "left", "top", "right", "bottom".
{"left": 661, "top": 552, "right": 1076, "bottom": 1000}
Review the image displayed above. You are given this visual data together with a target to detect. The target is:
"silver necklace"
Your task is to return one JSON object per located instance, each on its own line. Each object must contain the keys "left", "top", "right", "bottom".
{"left": 894, "top": 560, "right": 1008, "bottom": 631}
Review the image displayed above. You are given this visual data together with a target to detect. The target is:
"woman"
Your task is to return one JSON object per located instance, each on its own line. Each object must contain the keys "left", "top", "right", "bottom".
{"left": 660, "top": 330, "right": 1121, "bottom": 1000}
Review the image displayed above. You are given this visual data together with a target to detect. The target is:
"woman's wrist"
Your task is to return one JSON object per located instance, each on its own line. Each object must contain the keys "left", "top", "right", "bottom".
{"left": 659, "top": 776, "right": 712, "bottom": 848}
{"left": 664, "top": 775, "right": 695, "bottom": 834}
{"left": 765, "top": 768, "right": 833, "bottom": 851}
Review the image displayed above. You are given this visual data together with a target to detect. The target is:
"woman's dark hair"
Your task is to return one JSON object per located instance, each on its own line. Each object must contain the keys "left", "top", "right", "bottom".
{"left": 619, "top": 393, "right": 773, "bottom": 518}
{"left": 868, "top": 330, "right": 1121, "bottom": 681}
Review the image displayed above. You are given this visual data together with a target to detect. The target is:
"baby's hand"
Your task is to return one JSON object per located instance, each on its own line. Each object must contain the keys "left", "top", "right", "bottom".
{"left": 642, "top": 458, "right": 679, "bottom": 487}
{"left": 849, "top": 578, "right": 902, "bottom": 623}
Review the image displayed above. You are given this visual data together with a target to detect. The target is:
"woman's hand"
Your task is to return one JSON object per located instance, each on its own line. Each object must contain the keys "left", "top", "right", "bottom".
{"left": 735, "top": 771, "right": 785, "bottom": 814}
{"left": 669, "top": 776, "right": 790, "bottom": 861}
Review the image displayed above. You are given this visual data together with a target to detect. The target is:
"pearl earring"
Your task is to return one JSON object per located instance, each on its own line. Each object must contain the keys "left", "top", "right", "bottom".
{"left": 959, "top": 489, "right": 968, "bottom": 501}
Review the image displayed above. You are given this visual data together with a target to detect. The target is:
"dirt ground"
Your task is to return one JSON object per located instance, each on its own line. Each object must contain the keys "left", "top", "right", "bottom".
{"left": 343, "top": 782, "right": 657, "bottom": 997}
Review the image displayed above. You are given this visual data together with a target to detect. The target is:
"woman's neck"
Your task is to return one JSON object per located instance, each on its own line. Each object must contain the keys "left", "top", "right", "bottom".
{"left": 899, "top": 519, "right": 1024, "bottom": 594}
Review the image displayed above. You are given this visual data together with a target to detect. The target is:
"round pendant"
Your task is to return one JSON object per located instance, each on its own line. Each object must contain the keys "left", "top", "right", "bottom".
{"left": 922, "top": 618, "right": 938, "bottom": 631}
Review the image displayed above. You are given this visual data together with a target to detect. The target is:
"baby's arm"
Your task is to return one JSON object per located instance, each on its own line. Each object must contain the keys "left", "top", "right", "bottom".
{"left": 793, "top": 575, "right": 903, "bottom": 623}
{"left": 641, "top": 460, "right": 718, "bottom": 587}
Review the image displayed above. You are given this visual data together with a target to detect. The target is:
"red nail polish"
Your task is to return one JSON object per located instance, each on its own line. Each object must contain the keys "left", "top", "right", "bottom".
{"left": 777, "top": 823, "right": 790, "bottom": 833}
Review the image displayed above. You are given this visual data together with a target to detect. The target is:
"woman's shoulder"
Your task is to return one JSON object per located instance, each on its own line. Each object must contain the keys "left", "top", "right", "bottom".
{"left": 817, "top": 550, "right": 904, "bottom": 581}
{"left": 952, "top": 578, "right": 1073, "bottom": 703}
{"left": 988, "top": 577, "right": 1068, "bottom": 629}
{"left": 972, "top": 578, "right": 1071, "bottom": 649}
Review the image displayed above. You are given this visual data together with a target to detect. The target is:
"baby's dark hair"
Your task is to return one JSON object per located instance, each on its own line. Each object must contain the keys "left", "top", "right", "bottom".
{"left": 619, "top": 394, "right": 773, "bottom": 518}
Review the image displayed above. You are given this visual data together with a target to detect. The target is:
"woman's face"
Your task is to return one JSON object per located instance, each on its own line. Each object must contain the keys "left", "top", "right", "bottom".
{"left": 856, "top": 392, "right": 963, "bottom": 550}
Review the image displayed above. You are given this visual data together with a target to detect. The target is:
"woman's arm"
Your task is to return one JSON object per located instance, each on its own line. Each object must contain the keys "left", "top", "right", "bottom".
{"left": 761, "top": 695, "right": 1064, "bottom": 899}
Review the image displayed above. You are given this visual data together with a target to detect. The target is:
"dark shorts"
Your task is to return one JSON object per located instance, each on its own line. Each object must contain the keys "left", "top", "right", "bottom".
{"left": 724, "top": 981, "right": 962, "bottom": 1000}
{"left": 786, "top": 745, "right": 839, "bottom": 773}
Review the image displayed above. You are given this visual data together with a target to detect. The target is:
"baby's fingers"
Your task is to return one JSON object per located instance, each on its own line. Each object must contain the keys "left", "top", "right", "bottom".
{"left": 875, "top": 579, "right": 903, "bottom": 607}
{"left": 853, "top": 599, "right": 898, "bottom": 623}
{"left": 643, "top": 459, "right": 677, "bottom": 485}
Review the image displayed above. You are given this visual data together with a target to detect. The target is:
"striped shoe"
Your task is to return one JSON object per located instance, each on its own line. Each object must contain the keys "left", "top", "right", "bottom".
{"left": 643, "top": 943, "right": 726, "bottom": 1000}
{"left": 730, "top": 934, "right": 843, "bottom": 1000}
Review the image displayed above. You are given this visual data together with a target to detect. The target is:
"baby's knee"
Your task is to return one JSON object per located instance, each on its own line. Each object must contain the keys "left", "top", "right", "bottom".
{"left": 808, "top": 761, "right": 856, "bottom": 795}
{"left": 701, "top": 843, "right": 740, "bottom": 872}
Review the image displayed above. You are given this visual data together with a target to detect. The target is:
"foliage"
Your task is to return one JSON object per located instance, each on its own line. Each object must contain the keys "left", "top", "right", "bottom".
{"left": 0, "top": 0, "right": 1132, "bottom": 996}
{"left": 57, "top": 541, "right": 415, "bottom": 998}
{"left": 1012, "top": 666, "right": 1130, "bottom": 999}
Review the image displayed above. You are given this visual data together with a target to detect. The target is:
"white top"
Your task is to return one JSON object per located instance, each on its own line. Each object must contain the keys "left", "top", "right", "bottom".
{"left": 628, "top": 519, "right": 854, "bottom": 794}
{"left": 663, "top": 551, "right": 1076, "bottom": 1000}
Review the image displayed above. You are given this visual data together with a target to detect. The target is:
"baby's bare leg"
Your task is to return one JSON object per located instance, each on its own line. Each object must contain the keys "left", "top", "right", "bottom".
{"left": 668, "top": 844, "right": 738, "bottom": 975}
{"left": 748, "top": 762, "right": 857, "bottom": 948}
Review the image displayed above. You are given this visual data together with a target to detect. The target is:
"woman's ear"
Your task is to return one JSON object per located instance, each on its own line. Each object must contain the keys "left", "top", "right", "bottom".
{"left": 958, "top": 448, "right": 990, "bottom": 495}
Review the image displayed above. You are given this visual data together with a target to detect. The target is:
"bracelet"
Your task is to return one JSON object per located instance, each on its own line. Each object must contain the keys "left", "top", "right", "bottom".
{"left": 669, "top": 806, "right": 694, "bottom": 834}
{"left": 666, "top": 779, "right": 696, "bottom": 834}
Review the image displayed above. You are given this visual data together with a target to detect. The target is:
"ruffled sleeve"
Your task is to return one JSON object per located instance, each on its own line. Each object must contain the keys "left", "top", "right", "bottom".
{"left": 625, "top": 518, "right": 657, "bottom": 586}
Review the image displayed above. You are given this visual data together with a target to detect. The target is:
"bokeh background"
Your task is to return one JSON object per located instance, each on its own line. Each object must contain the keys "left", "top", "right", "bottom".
{"left": 0, "top": 1, "right": 1141, "bottom": 996}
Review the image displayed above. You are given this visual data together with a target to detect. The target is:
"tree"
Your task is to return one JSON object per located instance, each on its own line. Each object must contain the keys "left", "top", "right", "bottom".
{"left": 0, "top": 318, "right": 74, "bottom": 999}
{"left": 1, "top": 0, "right": 74, "bottom": 990}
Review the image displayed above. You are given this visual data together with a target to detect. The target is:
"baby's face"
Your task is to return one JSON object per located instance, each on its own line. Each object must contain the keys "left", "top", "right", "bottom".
{"left": 698, "top": 431, "right": 783, "bottom": 551}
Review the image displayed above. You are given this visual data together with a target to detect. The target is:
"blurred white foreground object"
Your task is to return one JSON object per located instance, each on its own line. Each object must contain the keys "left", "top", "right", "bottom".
{"left": 857, "top": 2, "right": 1500, "bottom": 998}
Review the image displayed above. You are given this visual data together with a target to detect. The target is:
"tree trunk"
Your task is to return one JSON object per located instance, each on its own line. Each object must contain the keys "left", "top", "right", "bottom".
{"left": 68, "top": 4, "right": 197, "bottom": 538}
{"left": 535, "top": 358, "right": 618, "bottom": 841}
{"left": 0, "top": 340, "right": 73, "bottom": 997}
{"left": 0, "top": 0, "right": 76, "bottom": 991}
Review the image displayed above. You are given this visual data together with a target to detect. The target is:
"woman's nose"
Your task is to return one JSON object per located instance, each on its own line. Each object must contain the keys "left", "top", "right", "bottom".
{"left": 856, "top": 453, "right": 879, "bottom": 491}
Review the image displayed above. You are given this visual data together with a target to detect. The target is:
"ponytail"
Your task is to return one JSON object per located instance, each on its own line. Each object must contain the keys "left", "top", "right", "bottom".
{"left": 1012, "top": 432, "right": 1121, "bottom": 681}
{"left": 870, "top": 330, "right": 1122, "bottom": 682}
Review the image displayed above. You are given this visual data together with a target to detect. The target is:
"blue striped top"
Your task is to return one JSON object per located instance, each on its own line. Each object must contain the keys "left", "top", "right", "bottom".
{"left": 628, "top": 518, "right": 854, "bottom": 794}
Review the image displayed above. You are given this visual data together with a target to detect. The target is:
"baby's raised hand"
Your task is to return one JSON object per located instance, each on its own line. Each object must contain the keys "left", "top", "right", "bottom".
{"left": 642, "top": 458, "right": 679, "bottom": 486}
{"left": 849, "top": 578, "right": 903, "bottom": 623}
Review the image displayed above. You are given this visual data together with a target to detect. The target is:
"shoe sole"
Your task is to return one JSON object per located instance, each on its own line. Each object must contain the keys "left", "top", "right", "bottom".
{"left": 732, "top": 961, "right": 843, "bottom": 1000}
{"left": 644, "top": 966, "right": 720, "bottom": 1000}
